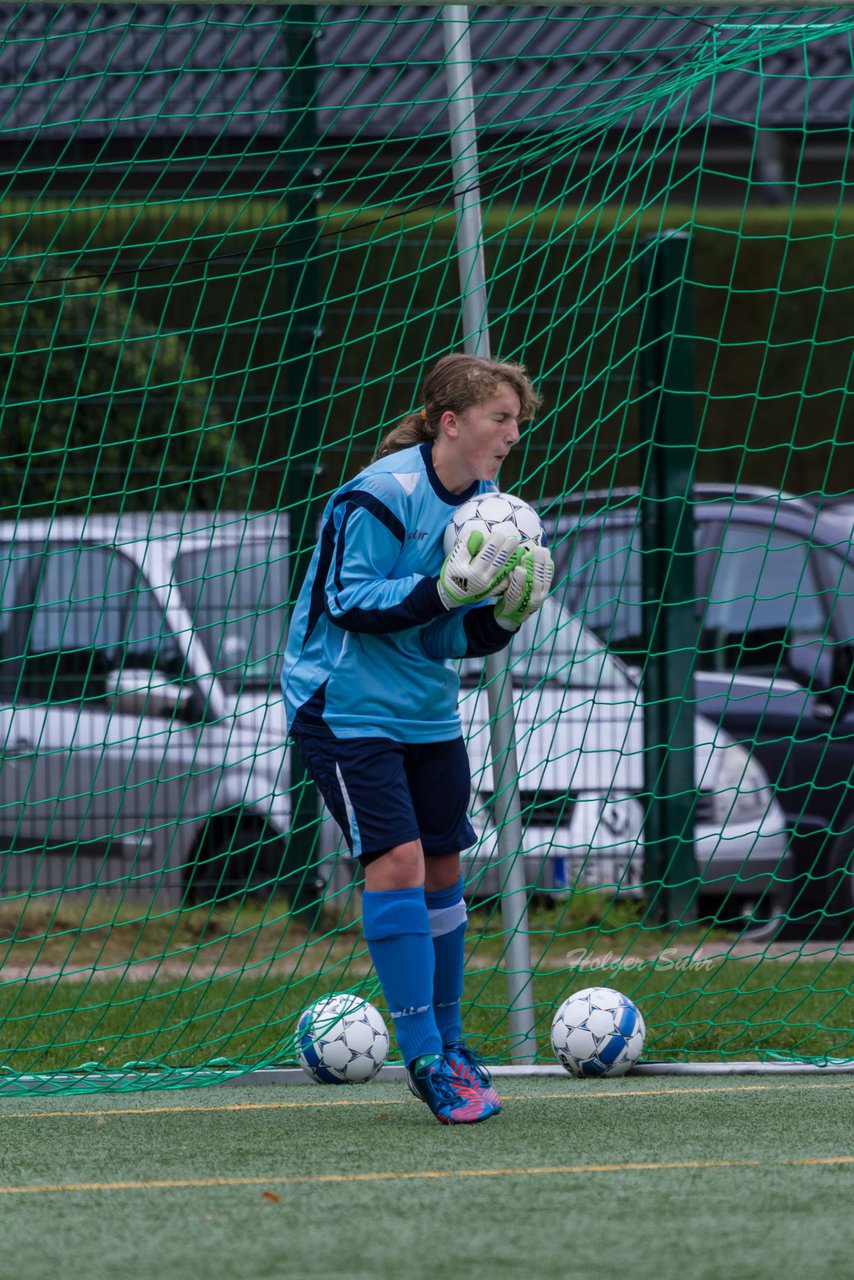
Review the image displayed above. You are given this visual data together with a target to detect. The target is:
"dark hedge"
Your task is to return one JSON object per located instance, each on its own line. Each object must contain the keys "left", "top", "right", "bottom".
{"left": 0, "top": 251, "right": 255, "bottom": 517}
{"left": 2, "top": 201, "right": 851, "bottom": 512}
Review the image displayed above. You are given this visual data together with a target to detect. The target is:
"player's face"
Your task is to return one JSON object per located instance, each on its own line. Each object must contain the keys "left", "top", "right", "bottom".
{"left": 440, "top": 383, "right": 522, "bottom": 487}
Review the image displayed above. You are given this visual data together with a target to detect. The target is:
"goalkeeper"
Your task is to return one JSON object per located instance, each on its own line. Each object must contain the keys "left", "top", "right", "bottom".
{"left": 282, "top": 353, "right": 553, "bottom": 1124}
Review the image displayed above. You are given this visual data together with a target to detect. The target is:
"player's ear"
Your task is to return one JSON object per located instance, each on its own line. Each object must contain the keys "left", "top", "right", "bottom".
{"left": 440, "top": 409, "right": 459, "bottom": 439}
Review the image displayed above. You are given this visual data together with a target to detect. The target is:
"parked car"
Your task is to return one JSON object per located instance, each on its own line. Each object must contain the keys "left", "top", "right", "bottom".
{"left": 0, "top": 511, "right": 790, "bottom": 929}
{"left": 455, "top": 596, "right": 790, "bottom": 924}
{"left": 0, "top": 512, "right": 324, "bottom": 908}
{"left": 546, "top": 484, "right": 854, "bottom": 928}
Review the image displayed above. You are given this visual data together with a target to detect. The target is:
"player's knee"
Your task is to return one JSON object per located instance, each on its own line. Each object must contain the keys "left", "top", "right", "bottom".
{"left": 363, "top": 840, "right": 424, "bottom": 890}
{"left": 424, "top": 852, "right": 462, "bottom": 894}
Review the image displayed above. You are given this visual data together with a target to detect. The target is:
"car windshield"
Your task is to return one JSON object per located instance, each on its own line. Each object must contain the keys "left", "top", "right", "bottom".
{"left": 550, "top": 518, "right": 715, "bottom": 660}
{"left": 555, "top": 524, "right": 645, "bottom": 649}
{"left": 174, "top": 540, "right": 289, "bottom": 692}
{"left": 458, "top": 596, "right": 634, "bottom": 692}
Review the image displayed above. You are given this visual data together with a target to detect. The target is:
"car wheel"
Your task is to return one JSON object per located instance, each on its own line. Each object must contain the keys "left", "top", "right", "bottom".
{"left": 184, "top": 814, "right": 321, "bottom": 914}
{"left": 824, "top": 829, "right": 854, "bottom": 933}
{"left": 698, "top": 881, "right": 792, "bottom": 940}
{"left": 735, "top": 893, "right": 792, "bottom": 942}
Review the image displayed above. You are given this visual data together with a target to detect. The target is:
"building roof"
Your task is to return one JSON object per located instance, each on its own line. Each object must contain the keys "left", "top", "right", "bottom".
{"left": 0, "top": 3, "right": 852, "bottom": 145}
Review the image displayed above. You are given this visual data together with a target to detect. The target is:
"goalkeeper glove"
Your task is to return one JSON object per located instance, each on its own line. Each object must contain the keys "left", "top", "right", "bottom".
{"left": 437, "top": 528, "right": 524, "bottom": 610}
{"left": 494, "top": 545, "right": 554, "bottom": 630}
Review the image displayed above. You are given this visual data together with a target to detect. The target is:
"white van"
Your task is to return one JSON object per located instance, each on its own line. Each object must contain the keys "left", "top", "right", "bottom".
{"left": 0, "top": 514, "right": 790, "bottom": 919}
{"left": 0, "top": 512, "right": 321, "bottom": 906}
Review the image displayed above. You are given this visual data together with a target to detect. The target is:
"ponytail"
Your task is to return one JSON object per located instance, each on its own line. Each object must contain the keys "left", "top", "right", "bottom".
{"left": 375, "top": 409, "right": 437, "bottom": 459}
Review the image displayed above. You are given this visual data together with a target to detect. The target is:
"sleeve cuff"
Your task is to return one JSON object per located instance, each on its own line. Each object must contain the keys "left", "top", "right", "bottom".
{"left": 462, "top": 606, "right": 516, "bottom": 657}
{"left": 408, "top": 575, "right": 450, "bottom": 624}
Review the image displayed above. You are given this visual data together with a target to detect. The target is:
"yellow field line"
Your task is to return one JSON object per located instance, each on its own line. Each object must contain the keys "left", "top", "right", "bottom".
{"left": 1, "top": 1078, "right": 852, "bottom": 1121}
{"left": 1, "top": 1155, "right": 853, "bottom": 1197}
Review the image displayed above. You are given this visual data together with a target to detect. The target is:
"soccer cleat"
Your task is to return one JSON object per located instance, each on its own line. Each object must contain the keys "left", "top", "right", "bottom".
{"left": 406, "top": 1054, "right": 500, "bottom": 1125}
{"left": 444, "top": 1040, "right": 502, "bottom": 1109}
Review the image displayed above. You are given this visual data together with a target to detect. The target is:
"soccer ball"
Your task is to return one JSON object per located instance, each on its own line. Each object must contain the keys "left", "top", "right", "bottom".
{"left": 296, "top": 992, "right": 389, "bottom": 1085}
{"left": 550, "top": 987, "right": 646, "bottom": 1078}
{"left": 443, "top": 490, "right": 545, "bottom": 556}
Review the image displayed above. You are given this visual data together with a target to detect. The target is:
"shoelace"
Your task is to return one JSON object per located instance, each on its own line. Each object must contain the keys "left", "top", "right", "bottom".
{"left": 449, "top": 1042, "right": 491, "bottom": 1085}
{"left": 419, "top": 1061, "right": 477, "bottom": 1107}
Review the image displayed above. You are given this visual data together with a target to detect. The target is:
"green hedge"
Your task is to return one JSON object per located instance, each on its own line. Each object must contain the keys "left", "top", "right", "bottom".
{"left": 0, "top": 249, "right": 254, "bottom": 516}
{"left": 1, "top": 199, "right": 852, "bottom": 510}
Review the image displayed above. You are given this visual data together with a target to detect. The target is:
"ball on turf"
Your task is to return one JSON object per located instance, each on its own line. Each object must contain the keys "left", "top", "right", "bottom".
{"left": 296, "top": 992, "right": 389, "bottom": 1085}
{"left": 443, "top": 490, "right": 545, "bottom": 557}
{"left": 550, "top": 987, "right": 646, "bottom": 1078}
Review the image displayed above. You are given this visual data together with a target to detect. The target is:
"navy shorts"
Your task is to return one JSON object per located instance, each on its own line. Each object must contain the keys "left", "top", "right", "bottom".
{"left": 290, "top": 727, "right": 477, "bottom": 863}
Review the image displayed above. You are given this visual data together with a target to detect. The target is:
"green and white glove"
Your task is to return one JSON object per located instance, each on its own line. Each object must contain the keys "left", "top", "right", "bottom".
{"left": 494, "top": 545, "right": 554, "bottom": 630}
{"left": 437, "top": 528, "right": 524, "bottom": 610}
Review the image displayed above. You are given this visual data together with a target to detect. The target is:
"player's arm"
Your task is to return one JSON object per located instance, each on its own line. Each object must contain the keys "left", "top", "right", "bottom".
{"left": 323, "top": 494, "right": 446, "bottom": 634}
{"left": 422, "top": 545, "right": 555, "bottom": 657}
{"left": 325, "top": 494, "right": 523, "bottom": 635}
{"left": 420, "top": 605, "right": 514, "bottom": 660}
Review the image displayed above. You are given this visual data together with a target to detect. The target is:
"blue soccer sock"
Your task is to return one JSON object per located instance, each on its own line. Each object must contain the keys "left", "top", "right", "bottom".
{"left": 425, "top": 876, "right": 467, "bottom": 1047}
{"left": 361, "top": 886, "right": 442, "bottom": 1066}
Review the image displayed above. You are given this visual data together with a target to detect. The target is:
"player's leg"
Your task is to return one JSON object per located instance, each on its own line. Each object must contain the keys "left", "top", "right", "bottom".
{"left": 291, "top": 730, "right": 443, "bottom": 1065}
{"left": 423, "top": 851, "right": 467, "bottom": 1046}
{"left": 360, "top": 838, "right": 446, "bottom": 1069}
{"left": 357, "top": 835, "right": 498, "bottom": 1120}
{"left": 361, "top": 839, "right": 496, "bottom": 1122}
{"left": 410, "top": 741, "right": 501, "bottom": 1109}
{"left": 410, "top": 738, "right": 476, "bottom": 1047}
{"left": 291, "top": 729, "right": 498, "bottom": 1123}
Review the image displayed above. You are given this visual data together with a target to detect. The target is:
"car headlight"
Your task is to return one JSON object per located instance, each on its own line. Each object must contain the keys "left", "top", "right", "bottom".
{"left": 702, "top": 740, "right": 774, "bottom": 827}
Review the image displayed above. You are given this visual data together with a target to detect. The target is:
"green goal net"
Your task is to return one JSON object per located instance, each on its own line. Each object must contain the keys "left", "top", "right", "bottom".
{"left": 1, "top": 2, "right": 852, "bottom": 1095}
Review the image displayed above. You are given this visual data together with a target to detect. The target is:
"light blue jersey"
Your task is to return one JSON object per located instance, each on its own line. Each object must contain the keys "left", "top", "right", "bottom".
{"left": 282, "top": 442, "right": 508, "bottom": 742}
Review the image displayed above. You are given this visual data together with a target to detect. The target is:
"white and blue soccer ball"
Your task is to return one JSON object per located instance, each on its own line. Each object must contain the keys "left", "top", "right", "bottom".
{"left": 550, "top": 987, "right": 646, "bottom": 1078}
{"left": 296, "top": 992, "right": 389, "bottom": 1085}
{"left": 443, "top": 490, "right": 545, "bottom": 556}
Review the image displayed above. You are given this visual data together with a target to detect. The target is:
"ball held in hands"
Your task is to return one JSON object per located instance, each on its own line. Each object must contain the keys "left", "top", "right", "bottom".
{"left": 494, "top": 544, "right": 554, "bottom": 629}
{"left": 437, "top": 526, "right": 525, "bottom": 610}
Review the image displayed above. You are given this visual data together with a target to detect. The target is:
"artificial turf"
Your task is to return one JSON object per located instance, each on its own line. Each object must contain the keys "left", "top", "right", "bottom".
{"left": 1, "top": 1075, "right": 851, "bottom": 1280}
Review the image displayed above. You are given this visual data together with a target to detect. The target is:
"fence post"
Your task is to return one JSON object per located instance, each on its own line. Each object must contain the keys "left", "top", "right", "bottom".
{"left": 282, "top": 7, "right": 325, "bottom": 912}
{"left": 638, "top": 232, "right": 698, "bottom": 926}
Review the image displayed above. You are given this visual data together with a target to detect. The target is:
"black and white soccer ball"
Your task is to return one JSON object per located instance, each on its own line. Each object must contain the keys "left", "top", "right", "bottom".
{"left": 296, "top": 992, "right": 389, "bottom": 1085}
{"left": 443, "top": 490, "right": 545, "bottom": 556}
{"left": 551, "top": 987, "right": 646, "bottom": 1078}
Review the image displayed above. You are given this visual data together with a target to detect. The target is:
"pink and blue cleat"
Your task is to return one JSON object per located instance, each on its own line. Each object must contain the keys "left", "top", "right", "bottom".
{"left": 443, "top": 1040, "right": 502, "bottom": 1110}
{"left": 407, "top": 1052, "right": 501, "bottom": 1124}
